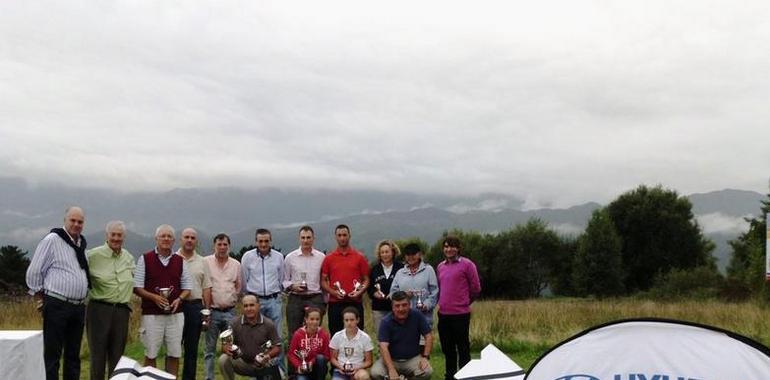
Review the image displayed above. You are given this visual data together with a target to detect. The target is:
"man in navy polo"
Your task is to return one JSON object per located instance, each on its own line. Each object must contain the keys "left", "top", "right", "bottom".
{"left": 370, "top": 291, "right": 433, "bottom": 380}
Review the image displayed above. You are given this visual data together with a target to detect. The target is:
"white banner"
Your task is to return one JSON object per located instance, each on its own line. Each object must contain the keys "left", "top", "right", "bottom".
{"left": 525, "top": 319, "right": 770, "bottom": 380}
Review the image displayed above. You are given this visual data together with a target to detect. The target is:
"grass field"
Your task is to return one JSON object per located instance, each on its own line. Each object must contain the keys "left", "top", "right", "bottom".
{"left": 2, "top": 295, "right": 769, "bottom": 379}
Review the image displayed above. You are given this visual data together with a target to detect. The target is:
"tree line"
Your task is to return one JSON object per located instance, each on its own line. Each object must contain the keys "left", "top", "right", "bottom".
{"left": 2, "top": 184, "right": 768, "bottom": 301}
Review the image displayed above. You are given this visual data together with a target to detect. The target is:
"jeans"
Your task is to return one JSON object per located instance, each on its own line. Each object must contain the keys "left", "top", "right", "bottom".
{"left": 182, "top": 301, "right": 204, "bottom": 380}
{"left": 205, "top": 308, "right": 236, "bottom": 380}
{"left": 258, "top": 296, "right": 285, "bottom": 373}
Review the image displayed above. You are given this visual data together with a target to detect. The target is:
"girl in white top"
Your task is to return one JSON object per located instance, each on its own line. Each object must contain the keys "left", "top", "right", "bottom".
{"left": 329, "top": 306, "right": 373, "bottom": 380}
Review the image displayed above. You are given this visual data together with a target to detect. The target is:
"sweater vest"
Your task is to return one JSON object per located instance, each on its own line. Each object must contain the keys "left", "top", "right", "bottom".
{"left": 142, "top": 251, "right": 184, "bottom": 315}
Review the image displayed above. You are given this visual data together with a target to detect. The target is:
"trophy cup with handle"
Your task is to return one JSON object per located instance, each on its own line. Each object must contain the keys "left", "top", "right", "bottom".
{"left": 299, "top": 272, "right": 308, "bottom": 290}
{"left": 219, "top": 328, "right": 241, "bottom": 358}
{"left": 154, "top": 286, "right": 175, "bottom": 312}
{"left": 294, "top": 349, "right": 311, "bottom": 373}
{"left": 413, "top": 288, "right": 424, "bottom": 310}
{"left": 255, "top": 340, "right": 273, "bottom": 367}
{"left": 342, "top": 346, "right": 355, "bottom": 373}
{"left": 353, "top": 279, "right": 363, "bottom": 294}
{"left": 333, "top": 281, "right": 346, "bottom": 297}
{"left": 374, "top": 283, "right": 386, "bottom": 298}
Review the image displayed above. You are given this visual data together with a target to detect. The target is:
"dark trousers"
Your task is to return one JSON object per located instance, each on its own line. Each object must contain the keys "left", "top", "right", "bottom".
{"left": 182, "top": 301, "right": 204, "bottom": 380}
{"left": 327, "top": 302, "right": 364, "bottom": 337}
{"left": 286, "top": 293, "right": 326, "bottom": 335}
{"left": 438, "top": 312, "right": 471, "bottom": 380}
{"left": 86, "top": 300, "right": 131, "bottom": 380}
{"left": 43, "top": 295, "right": 85, "bottom": 380}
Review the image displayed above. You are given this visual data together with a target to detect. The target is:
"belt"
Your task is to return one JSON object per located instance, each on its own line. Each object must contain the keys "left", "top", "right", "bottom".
{"left": 44, "top": 291, "right": 86, "bottom": 305}
{"left": 291, "top": 292, "right": 322, "bottom": 299}
{"left": 90, "top": 299, "right": 131, "bottom": 311}
{"left": 185, "top": 299, "right": 203, "bottom": 304}
{"left": 212, "top": 306, "right": 234, "bottom": 312}
{"left": 249, "top": 292, "right": 281, "bottom": 299}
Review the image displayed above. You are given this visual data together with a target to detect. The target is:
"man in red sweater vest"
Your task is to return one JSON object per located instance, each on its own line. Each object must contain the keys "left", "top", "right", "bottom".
{"left": 133, "top": 224, "right": 192, "bottom": 376}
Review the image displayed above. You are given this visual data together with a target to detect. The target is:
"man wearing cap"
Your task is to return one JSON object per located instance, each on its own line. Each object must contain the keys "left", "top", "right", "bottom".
{"left": 203, "top": 233, "right": 242, "bottom": 380}
{"left": 86, "top": 220, "right": 135, "bottom": 380}
{"left": 176, "top": 227, "right": 213, "bottom": 380}
{"left": 26, "top": 206, "right": 90, "bottom": 380}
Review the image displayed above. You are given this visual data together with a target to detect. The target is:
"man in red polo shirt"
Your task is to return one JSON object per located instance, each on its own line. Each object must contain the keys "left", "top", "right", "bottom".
{"left": 320, "top": 224, "right": 370, "bottom": 336}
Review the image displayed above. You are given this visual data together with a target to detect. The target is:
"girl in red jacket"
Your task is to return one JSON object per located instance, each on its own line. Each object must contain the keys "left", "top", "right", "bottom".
{"left": 289, "top": 307, "right": 330, "bottom": 380}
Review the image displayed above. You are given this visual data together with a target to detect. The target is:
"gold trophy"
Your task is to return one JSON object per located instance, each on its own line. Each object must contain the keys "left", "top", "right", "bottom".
{"left": 154, "top": 286, "right": 175, "bottom": 312}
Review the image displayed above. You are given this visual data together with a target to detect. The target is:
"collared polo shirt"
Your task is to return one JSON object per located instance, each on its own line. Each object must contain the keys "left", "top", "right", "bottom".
{"left": 320, "top": 248, "right": 369, "bottom": 303}
{"left": 87, "top": 243, "right": 135, "bottom": 304}
{"left": 378, "top": 309, "right": 431, "bottom": 360}
{"left": 232, "top": 314, "right": 282, "bottom": 363}
{"left": 329, "top": 328, "right": 374, "bottom": 366}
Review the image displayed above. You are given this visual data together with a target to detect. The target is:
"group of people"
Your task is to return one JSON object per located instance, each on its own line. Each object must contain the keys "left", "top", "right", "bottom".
{"left": 25, "top": 206, "right": 482, "bottom": 380}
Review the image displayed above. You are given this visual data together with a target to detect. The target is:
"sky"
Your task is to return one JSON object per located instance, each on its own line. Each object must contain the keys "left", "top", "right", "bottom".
{"left": 1, "top": 1, "right": 769, "bottom": 209}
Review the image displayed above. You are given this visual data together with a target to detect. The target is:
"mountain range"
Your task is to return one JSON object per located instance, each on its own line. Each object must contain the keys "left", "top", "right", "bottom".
{"left": 1, "top": 176, "right": 764, "bottom": 271}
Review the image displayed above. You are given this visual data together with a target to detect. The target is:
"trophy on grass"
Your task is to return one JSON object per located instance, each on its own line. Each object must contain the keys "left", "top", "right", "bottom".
{"left": 219, "top": 329, "right": 241, "bottom": 358}
{"left": 333, "top": 281, "right": 346, "bottom": 298}
{"left": 255, "top": 340, "right": 273, "bottom": 367}
{"left": 294, "top": 349, "right": 311, "bottom": 373}
{"left": 342, "top": 347, "right": 355, "bottom": 373}
{"left": 154, "top": 286, "right": 174, "bottom": 312}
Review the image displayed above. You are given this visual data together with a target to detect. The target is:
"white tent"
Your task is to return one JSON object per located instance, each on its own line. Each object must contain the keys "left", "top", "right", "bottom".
{"left": 525, "top": 318, "right": 770, "bottom": 380}
{"left": 455, "top": 343, "right": 526, "bottom": 380}
{"left": 109, "top": 356, "right": 175, "bottom": 380}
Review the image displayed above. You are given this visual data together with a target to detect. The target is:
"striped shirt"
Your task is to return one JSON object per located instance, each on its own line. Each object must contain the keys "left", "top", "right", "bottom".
{"left": 242, "top": 248, "right": 284, "bottom": 296}
{"left": 133, "top": 249, "right": 193, "bottom": 290}
{"left": 26, "top": 232, "right": 89, "bottom": 300}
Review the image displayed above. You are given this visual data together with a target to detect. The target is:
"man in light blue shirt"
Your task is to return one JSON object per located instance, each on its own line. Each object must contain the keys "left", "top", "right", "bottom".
{"left": 241, "top": 228, "right": 285, "bottom": 372}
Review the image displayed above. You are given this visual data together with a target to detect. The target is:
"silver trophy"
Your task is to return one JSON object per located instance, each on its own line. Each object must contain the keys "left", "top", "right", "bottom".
{"left": 374, "top": 283, "right": 385, "bottom": 298}
{"left": 333, "top": 281, "right": 346, "bottom": 297}
{"left": 200, "top": 309, "right": 211, "bottom": 330}
{"left": 255, "top": 340, "right": 273, "bottom": 367}
{"left": 294, "top": 349, "right": 311, "bottom": 373}
{"left": 154, "top": 286, "right": 175, "bottom": 312}
{"left": 343, "top": 347, "right": 354, "bottom": 372}
{"left": 219, "top": 329, "right": 241, "bottom": 358}
{"left": 413, "top": 288, "right": 424, "bottom": 309}
{"left": 353, "top": 279, "right": 363, "bottom": 293}
{"left": 299, "top": 272, "right": 308, "bottom": 290}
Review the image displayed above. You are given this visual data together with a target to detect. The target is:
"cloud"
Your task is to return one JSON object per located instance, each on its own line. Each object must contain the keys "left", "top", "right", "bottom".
{"left": 1, "top": 1, "right": 769, "bottom": 208}
{"left": 696, "top": 213, "right": 752, "bottom": 235}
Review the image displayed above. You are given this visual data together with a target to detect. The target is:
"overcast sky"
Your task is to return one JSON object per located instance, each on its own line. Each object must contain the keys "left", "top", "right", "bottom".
{"left": 1, "top": 1, "right": 768, "bottom": 208}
